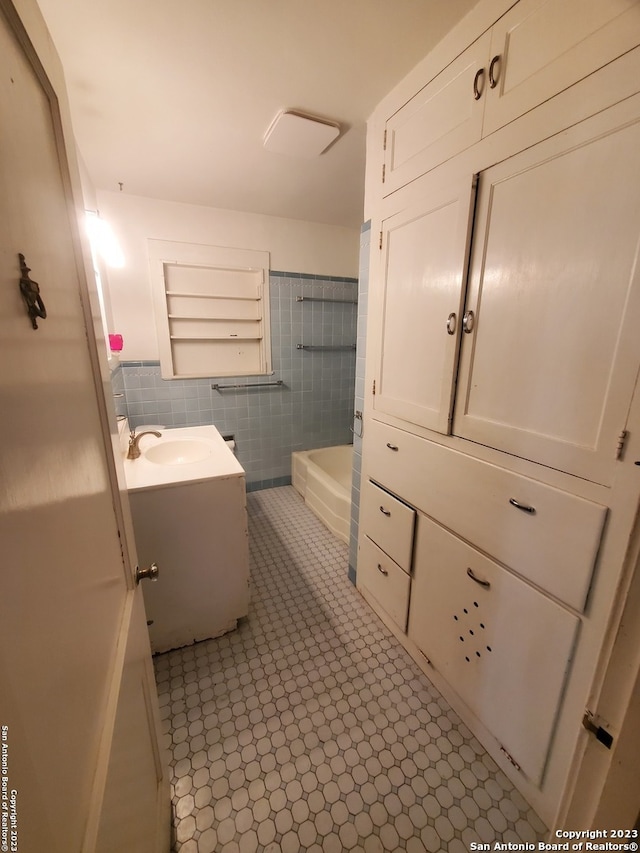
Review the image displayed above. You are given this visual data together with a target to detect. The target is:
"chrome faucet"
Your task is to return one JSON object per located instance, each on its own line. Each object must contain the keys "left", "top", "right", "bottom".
{"left": 127, "top": 429, "right": 162, "bottom": 460}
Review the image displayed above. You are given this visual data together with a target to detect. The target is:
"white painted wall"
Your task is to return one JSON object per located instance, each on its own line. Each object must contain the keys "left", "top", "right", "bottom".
{"left": 97, "top": 190, "right": 360, "bottom": 360}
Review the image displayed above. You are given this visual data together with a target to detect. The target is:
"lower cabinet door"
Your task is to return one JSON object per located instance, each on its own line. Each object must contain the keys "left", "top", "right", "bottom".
{"left": 408, "top": 515, "right": 579, "bottom": 785}
{"left": 358, "top": 536, "right": 411, "bottom": 632}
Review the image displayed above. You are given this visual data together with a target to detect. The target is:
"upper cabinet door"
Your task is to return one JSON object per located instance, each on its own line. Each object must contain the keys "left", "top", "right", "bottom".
{"left": 454, "top": 98, "right": 640, "bottom": 485}
{"left": 374, "top": 173, "right": 477, "bottom": 434}
{"left": 483, "top": 0, "right": 640, "bottom": 137}
{"left": 382, "top": 32, "right": 491, "bottom": 196}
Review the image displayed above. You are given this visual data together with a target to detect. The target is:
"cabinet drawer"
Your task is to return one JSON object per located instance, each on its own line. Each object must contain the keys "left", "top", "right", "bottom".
{"left": 408, "top": 515, "right": 579, "bottom": 784}
{"left": 358, "top": 536, "right": 411, "bottom": 631}
{"left": 359, "top": 479, "right": 415, "bottom": 572}
{"left": 365, "top": 420, "right": 607, "bottom": 611}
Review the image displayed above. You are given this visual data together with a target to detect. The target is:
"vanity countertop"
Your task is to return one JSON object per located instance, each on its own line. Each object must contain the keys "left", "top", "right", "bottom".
{"left": 123, "top": 424, "right": 244, "bottom": 492}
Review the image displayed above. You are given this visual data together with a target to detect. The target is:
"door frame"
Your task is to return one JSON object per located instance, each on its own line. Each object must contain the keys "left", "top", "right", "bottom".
{"left": 560, "top": 373, "right": 640, "bottom": 830}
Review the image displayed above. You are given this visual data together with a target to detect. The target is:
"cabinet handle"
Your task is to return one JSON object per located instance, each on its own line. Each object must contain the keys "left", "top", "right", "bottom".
{"left": 509, "top": 498, "right": 536, "bottom": 514}
{"left": 379, "top": 506, "right": 391, "bottom": 516}
{"left": 447, "top": 312, "right": 457, "bottom": 335}
{"left": 473, "top": 67, "right": 485, "bottom": 100}
{"left": 462, "top": 310, "right": 475, "bottom": 333}
{"left": 489, "top": 54, "right": 501, "bottom": 89}
{"left": 377, "top": 563, "right": 389, "bottom": 576}
{"left": 467, "top": 567, "right": 490, "bottom": 589}
{"left": 386, "top": 442, "right": 399, "bottom": 451}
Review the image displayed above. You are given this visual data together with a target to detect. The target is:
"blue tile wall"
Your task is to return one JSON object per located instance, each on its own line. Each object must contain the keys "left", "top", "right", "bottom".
{"left": 117, "top": 272, "right": 358, "bottom": 490}
{"left": 348, "top": 222, "right": 371, "bottom": 584}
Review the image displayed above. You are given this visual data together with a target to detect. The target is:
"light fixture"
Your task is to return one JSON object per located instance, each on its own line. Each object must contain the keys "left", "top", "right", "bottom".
{"left": 263, "top": 109, "right": 341, "bottom": 158}
{"left": 85, "top": 211, "right": 125, "bottom": 268}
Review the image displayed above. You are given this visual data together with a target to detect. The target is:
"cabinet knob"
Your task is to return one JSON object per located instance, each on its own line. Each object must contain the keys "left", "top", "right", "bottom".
{"left": 462, "top": 310, "right": 475, "bottom": 333}
{"left": 489, "top": 54, "right": 501, "bottom": 89}
{"left": 135, "top": 562, "right": 159, "bottom": 585}
{"left": 473, "top": 67, "right": 485, "bottom": 100}
{"left": 447, "top": 312, "right": 457, "bottom": 335}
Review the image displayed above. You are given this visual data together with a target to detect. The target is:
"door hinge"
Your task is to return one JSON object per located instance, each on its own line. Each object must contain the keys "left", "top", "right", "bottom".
{"left": 379, "top": 231, "right": 383, "bottom": 250}
{"left": 372, "top": 379, "right": 376, "bottom": 396}
{"left": 383, "top": 129, "right": 387, "bottom": 151}
{"left": 582, "top": 710, "right": 614, "bottom": 749}
{"left": 382, "top": 163, "right": 386, "bottom": 183}
{"left": 616, "top": 429, "right": 628, "bottom": 460}
{"left": 499, "top": 745, "right": 521, "bottom": 772}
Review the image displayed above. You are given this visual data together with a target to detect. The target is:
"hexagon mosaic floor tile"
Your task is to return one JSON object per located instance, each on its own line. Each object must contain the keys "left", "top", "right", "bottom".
{"left": 154, "top": 486, "right": 547, "bottom": 853}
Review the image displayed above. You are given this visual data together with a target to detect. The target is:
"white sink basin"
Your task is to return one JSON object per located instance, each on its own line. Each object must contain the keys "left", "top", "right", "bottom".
{"left": 144, "top": 439, "right": 213, "bottom": 465}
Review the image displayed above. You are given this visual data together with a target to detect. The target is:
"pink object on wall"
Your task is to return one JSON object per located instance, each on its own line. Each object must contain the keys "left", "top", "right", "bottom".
{"left": 108, "top": 333, "right": 123, "bottom": 353}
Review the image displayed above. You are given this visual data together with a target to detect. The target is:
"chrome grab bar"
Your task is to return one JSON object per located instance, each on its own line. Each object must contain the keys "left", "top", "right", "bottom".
{"left": 212, "top": 380, "right": 284, "bottom": 391}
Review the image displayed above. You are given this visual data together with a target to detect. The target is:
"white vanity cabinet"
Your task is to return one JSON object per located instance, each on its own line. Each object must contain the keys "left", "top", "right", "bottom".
{"left": 359, "top": 0, "right": 640, "bottom": 829}
{"left": 126, "top": 427, "right": 250, "bottom": 654}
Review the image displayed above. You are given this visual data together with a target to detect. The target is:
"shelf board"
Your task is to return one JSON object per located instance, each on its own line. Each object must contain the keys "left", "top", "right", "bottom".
{"left": 165, "top": 291, "right": 260, "bottom": 301}
{"left": 170, "top": 335, "right": 263, "bottom": 342}
{"left": 168, "top": 315, "right": 261, "bottom": 321}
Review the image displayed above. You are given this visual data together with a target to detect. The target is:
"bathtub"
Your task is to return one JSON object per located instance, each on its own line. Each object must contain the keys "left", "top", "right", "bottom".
{"left": 292, "top": 445, "right": 353, "bottom": 544}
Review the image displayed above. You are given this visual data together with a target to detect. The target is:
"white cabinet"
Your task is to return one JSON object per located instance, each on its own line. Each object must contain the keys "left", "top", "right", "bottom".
{"left": 357, "top": 480, "right": 415, "bottom": 631}
{"left": 374, "top": 94, "right": 640, "bottom": 485}
{"left": 382, "top": 32, "right": 490, "bottom": 195}
{"left": 483, "top": 0, "right": 640, "bottom": 137}
{"left": 365, "top": 420, "right": 607, "bottom": 613}
{"left": 358, "top": 536, "right": 411, "bottom": 631}
{"left": 408, "top": 515, "right": 579, "bottom": 785}
{"left": 374, "top": 172, "right": 477, "bottom": 433}
{"left": 454, "top": 103, "right": 640, "bottom": 484}
{"left": 127, "top": 429, "right": 250, "bottom": 653}
{"left": 382, "top": 0, "right": 640, "bottom": 195}
{"left": 361, "top": 0, "right": 640, "bottom": 827}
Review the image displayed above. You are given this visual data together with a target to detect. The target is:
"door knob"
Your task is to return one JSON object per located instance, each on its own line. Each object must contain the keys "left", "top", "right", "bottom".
{"left": 135, "top": 562, "right": 159, "bottom": 584}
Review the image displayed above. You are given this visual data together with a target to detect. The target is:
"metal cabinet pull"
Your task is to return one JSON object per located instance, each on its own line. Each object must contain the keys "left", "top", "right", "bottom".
{"left": 447, "top": 312, "right": 457, "bottom": 335}
{"left": 386, "top": 443, "right": 399, "bottom": 451}
{"left": 473, "top": 67, "right": 485, "bottom": 100}
{"left": 135, "top": 562, "right": 159, "bottom": 585}
{"left": 509, "top": 498, "right": 536, "bottom": 514}
{"left": 462, "top": 310, "right": 475, "bottom": 333}
{"left": 489, "top": 54, "right": 501, "bottom": 88}
{"left": 380, "top": 506, "right": 391, "bottom": 517}
{"left": 377, "top": 564, "right": 389, "bottom": 576}
{"left": 467, "top": 567, "right": 490, "bottom": 588}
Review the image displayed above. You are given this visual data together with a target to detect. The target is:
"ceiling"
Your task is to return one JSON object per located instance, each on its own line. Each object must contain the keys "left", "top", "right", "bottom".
{"left": 37, "top": 0, "right": 478, "bottom": 229}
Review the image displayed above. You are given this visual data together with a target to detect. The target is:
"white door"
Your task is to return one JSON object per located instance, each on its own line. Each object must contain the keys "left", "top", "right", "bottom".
{"left": 454, "top": 96, "right": 640, "bottom": 486}
{"left": 374, "top": 172, "right": 477, "bottom": 433}
{"left": 0, "top": 4, "right": 169, "bottom": 851}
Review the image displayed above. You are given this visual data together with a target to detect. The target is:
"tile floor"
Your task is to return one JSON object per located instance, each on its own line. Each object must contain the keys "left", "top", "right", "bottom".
{"left": 155, "top": 486, "right": 547, "bottom": 853}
